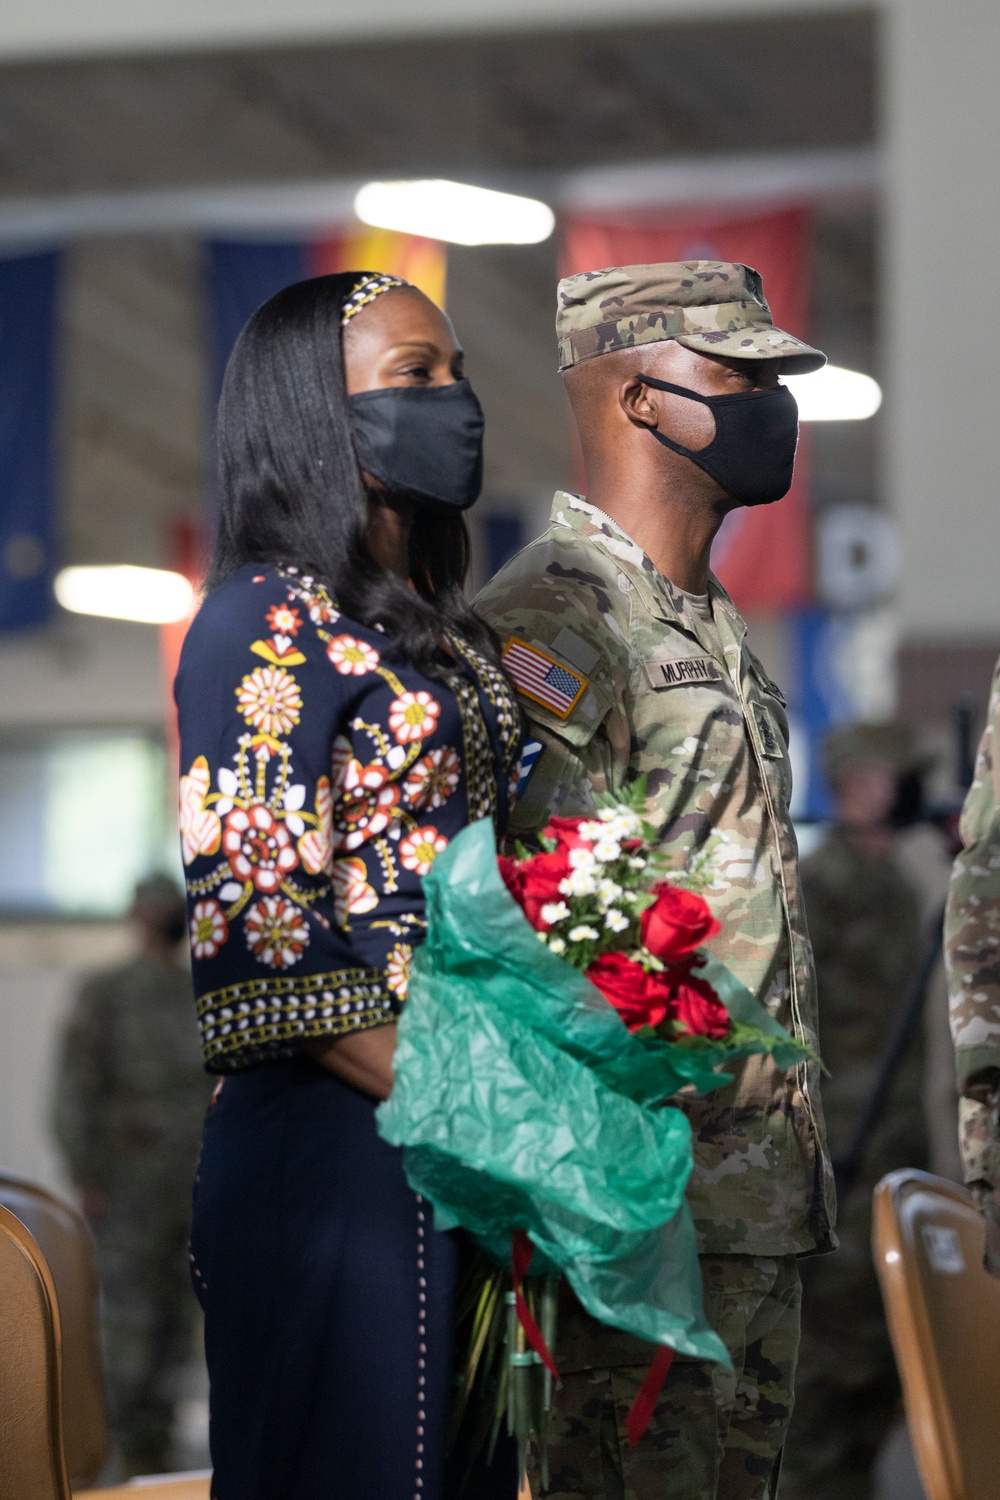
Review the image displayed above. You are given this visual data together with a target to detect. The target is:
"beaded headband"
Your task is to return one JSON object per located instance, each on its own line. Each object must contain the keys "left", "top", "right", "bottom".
{"left": 340, "top": 273, "right": 409, "bottom": 327}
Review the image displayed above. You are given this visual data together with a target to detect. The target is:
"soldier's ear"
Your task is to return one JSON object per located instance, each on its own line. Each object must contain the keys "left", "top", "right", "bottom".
{"left": 618, "top": 376, "right": 659, "bottom": 429}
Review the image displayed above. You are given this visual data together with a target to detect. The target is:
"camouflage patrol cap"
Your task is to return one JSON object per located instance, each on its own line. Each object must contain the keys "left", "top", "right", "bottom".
{"left": 556, "top": 261, "right": 826, "bottom": 374}
{"left": 823, "top": 722, "right": 934, "bottom": 781}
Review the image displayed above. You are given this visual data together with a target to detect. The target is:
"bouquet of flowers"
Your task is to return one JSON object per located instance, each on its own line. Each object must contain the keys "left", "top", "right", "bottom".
{"left": 377, "top": 781, "right": 816, "bottom": 1485}
{"left": 500, "top": 786, "right": 803, "bottom": 1068}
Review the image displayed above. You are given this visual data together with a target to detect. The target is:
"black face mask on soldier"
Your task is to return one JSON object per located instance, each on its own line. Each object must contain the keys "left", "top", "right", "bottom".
{"left": 635, "top": 372, "right": 800, "bottom": 507}
{"left": 347, "top": 379, "right": 484, "bottom": 510}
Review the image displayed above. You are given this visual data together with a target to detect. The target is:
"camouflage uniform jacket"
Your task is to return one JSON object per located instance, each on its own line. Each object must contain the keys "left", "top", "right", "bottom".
{"left": 944, "top": 654, "right": 1000, "bottom": 1201}
{"left": 476, "top": 493, "right": 835, "bottom": 1257}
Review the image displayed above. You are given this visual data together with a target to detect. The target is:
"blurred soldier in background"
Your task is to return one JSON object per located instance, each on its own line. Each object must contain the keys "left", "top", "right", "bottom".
{"left": 781, "top": 724, "right": 927, "bottom": 1500}
{"left": 945, "top": 663, "right": 1000, "bottom": 1278}
{"left": 53, "top": 874, "right": 210, "bottom": 1477}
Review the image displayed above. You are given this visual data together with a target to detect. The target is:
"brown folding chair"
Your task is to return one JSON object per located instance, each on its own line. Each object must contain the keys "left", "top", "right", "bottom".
{"left": 0, "top": 1169, "right": 110, "bottom": 1488}
{"left": 0, "top": 1196, "right": 209, "bottom": 1499}
{"left": 873, "top": 1167, "right": 1000, "bottom": 1500}
{"left": 0, "top": 1201, "right": 71, "bottom": 1499}
{"left": 88, "top": 1481, "right": 212, "bottom": 1498}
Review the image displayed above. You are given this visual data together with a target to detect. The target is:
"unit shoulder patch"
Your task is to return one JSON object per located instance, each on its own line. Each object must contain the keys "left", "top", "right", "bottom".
{"left": 644, "top": 655, "right": 723, "bottom": 690}
{"left": 502, "top": 636, "right": 588, "bottom": 721}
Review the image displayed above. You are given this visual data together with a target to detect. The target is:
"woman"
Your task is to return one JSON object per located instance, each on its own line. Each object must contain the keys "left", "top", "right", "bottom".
{"left": 177, "top": 271, "right": 521, "bottom": 1499}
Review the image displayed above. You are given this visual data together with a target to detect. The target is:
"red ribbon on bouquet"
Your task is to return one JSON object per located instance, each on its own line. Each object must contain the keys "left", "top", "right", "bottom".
{"left": 510, "top": 1229, "right": 674, "bottom": 1444}
{"left": 510, "top": 1231, "right": 560, "bottom": 1381}
{"left": 626, "top": 1344, "right": 675, "bottom": 1447}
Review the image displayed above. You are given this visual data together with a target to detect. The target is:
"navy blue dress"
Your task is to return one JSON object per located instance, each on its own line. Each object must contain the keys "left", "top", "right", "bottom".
{"left": 176, "top": 564, "right": 520, "bottom": 1500}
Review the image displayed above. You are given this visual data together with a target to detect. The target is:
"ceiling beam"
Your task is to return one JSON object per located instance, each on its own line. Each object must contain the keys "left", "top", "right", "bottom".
{"left": 0, "top": 0, "right": 873, "bottom": 65}
{"left": 0, "top": 149, "right": 880, "bottom": 250}
{"left": 561, "top": 148, "right": 880, "bottom": 212}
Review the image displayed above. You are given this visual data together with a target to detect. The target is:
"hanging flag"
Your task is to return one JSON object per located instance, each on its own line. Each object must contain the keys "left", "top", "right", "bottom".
{"left": 0, "top": 251, "right": 61, "bottom": 631}
{"left": 560, "top": 207, "right": 813, "bottom": 613}
{"left": 311, "top": 226, "right": 446, "bottom": 312}
{"left": 159, "top": 516, "right": 208, "bottom": 755}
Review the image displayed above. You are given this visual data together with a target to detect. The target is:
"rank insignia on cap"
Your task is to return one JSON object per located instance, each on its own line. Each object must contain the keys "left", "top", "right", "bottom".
{"left": 502, "top": 637, "right": 587, "bottom": 720}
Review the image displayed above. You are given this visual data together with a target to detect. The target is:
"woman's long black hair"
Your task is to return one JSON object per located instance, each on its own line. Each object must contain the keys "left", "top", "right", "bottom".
{"left": 207, "top": 272, "right": 499, "bottom": 679}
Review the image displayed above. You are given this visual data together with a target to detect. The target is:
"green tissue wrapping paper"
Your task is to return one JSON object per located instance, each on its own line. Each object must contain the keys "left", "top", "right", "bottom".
{"left": 377, "top": 819, "right": 746, "bottom": 1365}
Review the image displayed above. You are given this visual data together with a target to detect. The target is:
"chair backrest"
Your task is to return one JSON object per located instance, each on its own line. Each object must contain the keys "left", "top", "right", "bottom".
{"left": 873, "top": 1168, "right": 1000, "bottom": 1500}
{"left": 0, "top": 1202, "right": 71, "bottom": 1500}
{"left": 89, "top": 1479, "right": 211, "bottom": 1499}
{"left": 0, "top": 1169, "right": 110, "bottom": 1488}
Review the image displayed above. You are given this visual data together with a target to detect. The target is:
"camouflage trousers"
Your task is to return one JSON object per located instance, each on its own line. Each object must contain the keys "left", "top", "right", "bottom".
{"left": 528, "top": 1255, "right": 801, "bottom": 1500}
{"left": 94, "top": 1200, "right": 199, "bottom": 1475}
{"left": 778, "top": 1187, "right": 898, "bottom": 1500}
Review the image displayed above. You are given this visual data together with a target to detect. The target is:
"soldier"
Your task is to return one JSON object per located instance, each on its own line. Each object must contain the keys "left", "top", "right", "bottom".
{"left": 53, "top": 874, "right": 212, "bottom": 1477}
{"left": 476, "top": 262, "right": 835, "bottom": 1500}
{"left": 944, "top": 662, "right": 1000, "bottom": 1278}
{"left": 780, "top": 724, "right": 926, "bottom": 1500}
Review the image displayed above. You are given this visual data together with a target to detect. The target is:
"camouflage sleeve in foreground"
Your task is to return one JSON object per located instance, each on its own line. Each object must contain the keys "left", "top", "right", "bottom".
{"left": 944, "top": 652, "right": 1000, "bottom": 1200}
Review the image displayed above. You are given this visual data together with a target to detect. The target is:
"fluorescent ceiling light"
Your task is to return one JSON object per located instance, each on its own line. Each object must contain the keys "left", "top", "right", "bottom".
{"left": 55, "top": 565, "right": 194, "bottom": 624}
{"left": 782, "top": 364, "right": 883, "bottom": 421}
{"left": 354, "top": 179, "right": 555, "bottom": 246}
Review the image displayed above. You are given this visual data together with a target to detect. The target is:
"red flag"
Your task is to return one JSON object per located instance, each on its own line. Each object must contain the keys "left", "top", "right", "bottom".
{"left": 159, "top": 515, "right": 207, "bottom": 755}
{"left": 560, "top": 207, "right": 813, "bottom": 612}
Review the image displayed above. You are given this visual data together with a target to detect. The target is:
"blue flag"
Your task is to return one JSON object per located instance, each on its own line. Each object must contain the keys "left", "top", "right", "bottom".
{"left": 0, "top": 251, "right": 60, "bottom": 631}
{"left": 204, "top": 240, "right": 308, "bottom": 404}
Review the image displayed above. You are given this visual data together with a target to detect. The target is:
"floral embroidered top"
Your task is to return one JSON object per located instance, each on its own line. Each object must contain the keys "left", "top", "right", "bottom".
{"left": 176, "top": 563, "right": 521, "bottom": 1072}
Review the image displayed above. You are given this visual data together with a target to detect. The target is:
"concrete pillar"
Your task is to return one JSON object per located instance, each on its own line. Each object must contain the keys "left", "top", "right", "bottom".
{"left": 884, "top": 0, "right": 1000, "bottom": 642}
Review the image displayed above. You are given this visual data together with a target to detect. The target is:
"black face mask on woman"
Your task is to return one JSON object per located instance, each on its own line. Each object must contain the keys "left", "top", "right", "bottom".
{"left": 636, "top": 372, "right": 800, "bottom": 507}
{"left": 347, "top": 379, "right": 484, "bottom": 510}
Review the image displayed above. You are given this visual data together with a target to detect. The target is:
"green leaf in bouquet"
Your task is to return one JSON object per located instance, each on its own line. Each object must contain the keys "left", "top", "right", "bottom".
{"left": 691, "top": 952, "right": 826, "bottom": 1074}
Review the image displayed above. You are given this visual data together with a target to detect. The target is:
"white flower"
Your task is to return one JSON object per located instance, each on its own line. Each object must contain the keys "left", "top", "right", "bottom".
{"left": 593, "top": 836, "right": 622, "bottom": 862}
{"left": 604, "top": 909, "right": 629, "bottom": 933}
{"left": 627, "top": 856, "right": 647, "bottom": 870}
{"left": 560, "top": 868, "right": 598, "bottom": 897}
{"left": 536, "top": 930, "right": 548, "bottom": 942}
{"left": 568, "top": 924, "right": 600, "bottom": 942}
{"left": 598, "top": 807, "right": 643, "bottom": 839}
{"left": 596, "top": 878, "right": 623, "bottom": 909}
{"left": 540, "top": 901, "right": 570, "bottom": 926}
{"left": 548, "top": 937, "right": 566, "bottom": 955}
{"left": 568, "top": 846, "right": 598, "bottom": 871}
{"left": 577, "top": 820, "right": 604, "bottom": 841}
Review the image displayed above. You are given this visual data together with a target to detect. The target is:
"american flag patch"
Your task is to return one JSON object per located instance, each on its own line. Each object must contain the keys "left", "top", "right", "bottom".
{"left": 502, "top": 636, "right": 587, "bottom": 720}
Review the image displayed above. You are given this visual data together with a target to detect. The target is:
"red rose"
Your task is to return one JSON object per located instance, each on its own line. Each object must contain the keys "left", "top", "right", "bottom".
{"left": 498, "top": 848, "right": 571, "bottom": 930}
{"left": 640, "top": 884, "right": 720, "bottom": 963}
{"left": 668, "top": 972, "right": 731, "bottom": 1040}
{"left": 541, "top": 815, "right": 591, "bottom": 852}
{"left": 587, "top": 951, "right": 731, "bottom": 1040}
{"left": 586, "top": 952, "right": 673, "bottom": 1032}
